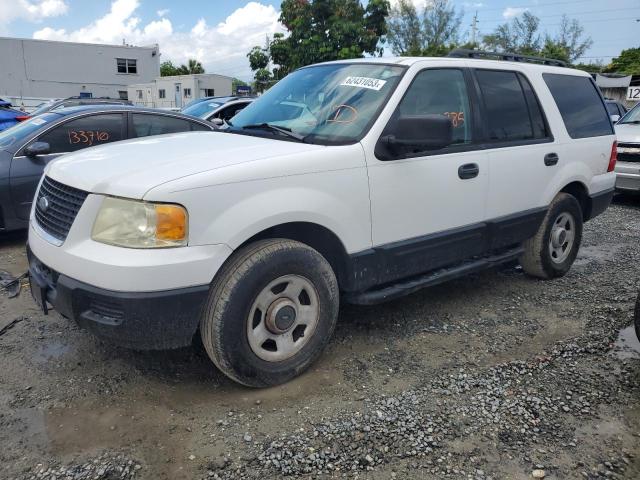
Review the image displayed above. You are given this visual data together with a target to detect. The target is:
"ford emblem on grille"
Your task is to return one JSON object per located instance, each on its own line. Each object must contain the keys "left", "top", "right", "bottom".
{"left": 38, "top": 196, "right": 50, "bottom": 212}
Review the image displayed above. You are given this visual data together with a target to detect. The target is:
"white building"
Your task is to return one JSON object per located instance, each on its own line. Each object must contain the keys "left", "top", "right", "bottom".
{"left": 0, "top": 37, "right": 160, "bottom": 109}
{"left": 128, "top": 74, "right": 233, "bottom": 110}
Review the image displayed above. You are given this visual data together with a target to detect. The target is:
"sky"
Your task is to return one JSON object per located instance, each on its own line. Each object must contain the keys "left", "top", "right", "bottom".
{"left": 0, "top": 0, "right": 638, "bottom": 81}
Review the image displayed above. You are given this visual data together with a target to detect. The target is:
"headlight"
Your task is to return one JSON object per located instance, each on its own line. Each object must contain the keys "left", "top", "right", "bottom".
{"left": 92, "top": 197, "right": 188, "bottom": 248}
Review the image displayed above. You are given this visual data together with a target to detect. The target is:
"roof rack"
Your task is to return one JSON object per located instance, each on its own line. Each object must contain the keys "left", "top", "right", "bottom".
{"left": 447, "top": 49, "right": 568, "bottom": 68}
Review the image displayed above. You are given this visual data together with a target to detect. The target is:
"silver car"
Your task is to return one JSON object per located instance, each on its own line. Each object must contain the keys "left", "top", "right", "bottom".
{"left": 614, "top": 104, "right": 640, "bottom": 193}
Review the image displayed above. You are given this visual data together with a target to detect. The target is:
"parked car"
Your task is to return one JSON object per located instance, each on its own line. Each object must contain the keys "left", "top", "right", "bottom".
{"left": 613, "top": 102, "right": 640, "bottom": 193}
{"left": 605, "top": 99, "right": 628, "bottom": 123}
{"left": 0, "top": 105, "right": 214, "bottom": 232}
{"left": 0, "top": 99, "right": 29, "bottom": 131}
{"left": 27, "top": 55, "right": 616, "bottom": 387}
{"left": 182, "top": 96, "right": 254, "bottom": 125}
{"left": 29, "top": 97, "right": 133, "bottom": 117}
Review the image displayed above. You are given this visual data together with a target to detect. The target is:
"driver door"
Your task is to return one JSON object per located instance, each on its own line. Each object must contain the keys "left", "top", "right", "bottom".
{"left": 366, "top": 68, "right": 490, "bottom": 282}
{"left": 10, "top": 113, "right": 125, "bottom": 220}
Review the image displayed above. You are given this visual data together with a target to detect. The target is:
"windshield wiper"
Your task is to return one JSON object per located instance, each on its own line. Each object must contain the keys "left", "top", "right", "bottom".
{"left": 620, "top": 120, "right": 640, "bottom": 124}
{"left": 240, "top": 123, "right": 306, "bottom": 142}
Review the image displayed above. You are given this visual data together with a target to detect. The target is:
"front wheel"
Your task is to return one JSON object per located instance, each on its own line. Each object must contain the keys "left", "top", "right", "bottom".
{"left": 520, "top": 193, "right": 583, "bottom": 279}
{"left": 200, "top": 239, "right": 339, "bottom": 387}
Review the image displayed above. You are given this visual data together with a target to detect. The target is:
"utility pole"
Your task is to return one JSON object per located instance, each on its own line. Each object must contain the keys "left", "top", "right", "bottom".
{"left": 470, "top": 11, "right": 479, "bottom": 46}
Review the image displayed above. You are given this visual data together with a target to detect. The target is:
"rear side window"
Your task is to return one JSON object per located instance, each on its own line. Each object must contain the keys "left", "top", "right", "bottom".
{"left": 476, "top": 70, "right": 548, "bottom": 142}
{"left": 130, "top": 114, "right": 195, "bottom": 138}
{"left": 543, "top": 74, "right": 613, "bottom": 139}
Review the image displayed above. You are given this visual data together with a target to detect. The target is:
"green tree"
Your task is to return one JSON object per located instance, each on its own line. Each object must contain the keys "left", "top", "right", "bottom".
{"left": 247, "top": 0, "right": 389, "bottom": 83}
{"left": 603, "top": 47, "right": 640, "bottom": 74}
{"left": 178, "top": 59, "right": 205, "bottom": 74}
{"left": 552, "top": 15, "right": 592, "bottom": 63}
{"left": 161, "top": 59, "right": 205, "bottom": 76}
{"left": 387, "top": 0, "right": 462, "bottom": 56}
{"left": 160, "top": 60, "right": 181, "bottom": 76}
{"left": 573, "top": 61, "right": 604, "bottom": 74}
{"left": 483, "top": 11, "right": 541, "bottom": 55}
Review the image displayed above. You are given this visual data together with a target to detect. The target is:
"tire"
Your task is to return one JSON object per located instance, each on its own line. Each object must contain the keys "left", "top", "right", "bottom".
{"left": 520, "top": 193, "right": 583, "bottom": 279}
{"left": 200, "top": 239, "right": 339, "bottom": 387}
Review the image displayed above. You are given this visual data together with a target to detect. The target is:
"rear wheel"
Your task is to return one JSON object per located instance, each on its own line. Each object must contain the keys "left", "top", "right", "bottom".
{"left": 520, "top": 193, "right": 583, "bottom": 279}
{"left": 200, "top": 239, "right": 339, "bottom": 387}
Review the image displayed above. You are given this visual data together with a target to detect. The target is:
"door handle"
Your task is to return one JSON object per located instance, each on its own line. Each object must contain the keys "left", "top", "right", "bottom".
{"left": 458, "top": 163, "right": 479, "bottom": 180}
{"left": 544, "top": 153, "right": 559, "bottom": 166}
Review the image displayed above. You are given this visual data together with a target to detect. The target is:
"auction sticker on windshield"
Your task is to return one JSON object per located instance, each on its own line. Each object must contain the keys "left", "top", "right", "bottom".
{"left": 341, "top": 77, "right": 387, "bottom": 91}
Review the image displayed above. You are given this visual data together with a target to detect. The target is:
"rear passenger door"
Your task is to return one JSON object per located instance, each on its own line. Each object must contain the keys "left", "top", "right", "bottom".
{"left": 475, "top": 69, "right": 558, "bottom": 248}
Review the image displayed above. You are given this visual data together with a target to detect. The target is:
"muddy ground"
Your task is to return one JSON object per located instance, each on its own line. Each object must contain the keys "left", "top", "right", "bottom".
{"left": 1, "top": 197, "right": 639, "bottom": 480}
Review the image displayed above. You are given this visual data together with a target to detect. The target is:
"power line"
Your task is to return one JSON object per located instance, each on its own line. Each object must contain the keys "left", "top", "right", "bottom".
{"left": 475, "top": 0, "right": 621, "bottom": 13}
{"left": 479, "top": 7, "right": 640, "bottom": 24}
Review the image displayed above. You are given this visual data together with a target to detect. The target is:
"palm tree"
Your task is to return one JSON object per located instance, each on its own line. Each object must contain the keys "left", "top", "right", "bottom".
{"left": 178, "top": 59, "right": 205, "bottom": 74}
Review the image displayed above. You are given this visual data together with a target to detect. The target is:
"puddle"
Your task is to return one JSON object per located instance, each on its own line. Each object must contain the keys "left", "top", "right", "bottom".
{"left": 613, "top": 325, "right": 640, "bottom": 359}
{"left": 33, "top": 340, "right": 72, "bottom": 363}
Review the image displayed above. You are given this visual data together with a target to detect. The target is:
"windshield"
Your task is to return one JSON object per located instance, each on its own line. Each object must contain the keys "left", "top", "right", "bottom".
{"left": 182, "top": 101, "right": 223, "bottom": 118}
{"left": 229, "top": 63, "right": 406, "bottom": 144}
{"left": 0, "top": 113, "right": 60, "bottom": 149}
{"left": 618, "top": 103, "right": 640, "bottom": 124}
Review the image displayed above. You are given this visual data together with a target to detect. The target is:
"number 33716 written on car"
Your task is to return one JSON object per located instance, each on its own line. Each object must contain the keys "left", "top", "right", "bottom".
{"left": 68, "top": 130, "right": 110, "bottom": 146}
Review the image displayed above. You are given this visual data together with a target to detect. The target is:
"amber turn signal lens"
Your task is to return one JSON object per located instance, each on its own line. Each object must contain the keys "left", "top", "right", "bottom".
{"left": 155, "top": 205, "right": 187, "bottom": 242}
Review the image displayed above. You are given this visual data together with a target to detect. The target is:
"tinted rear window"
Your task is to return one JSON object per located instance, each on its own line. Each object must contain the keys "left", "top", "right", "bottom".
{"left": 543, "top": 74, "right": 613, "bottom": 139}
{"left": 476, "top": 70, "right": 548, "bottom": 142}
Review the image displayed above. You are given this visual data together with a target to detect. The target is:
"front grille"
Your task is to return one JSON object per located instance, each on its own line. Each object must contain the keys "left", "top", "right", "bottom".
{"left": 617, "top": 143, "right": 640, "bottom": 163}
{"left": 35, "top": 176, "right": 89, "bottom": 242}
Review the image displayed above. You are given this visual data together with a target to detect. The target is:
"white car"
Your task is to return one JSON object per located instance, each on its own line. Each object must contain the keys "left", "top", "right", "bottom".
{"left": 27, "top": 54, "right": 616, "bottom": 387}
{"left": 613, "top": 103, "right": 640, "bottom": 193}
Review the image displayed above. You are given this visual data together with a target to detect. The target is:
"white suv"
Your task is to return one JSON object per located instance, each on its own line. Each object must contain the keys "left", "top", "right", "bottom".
{"left": 27, "top": 55, "right": 617, "bottom": 387}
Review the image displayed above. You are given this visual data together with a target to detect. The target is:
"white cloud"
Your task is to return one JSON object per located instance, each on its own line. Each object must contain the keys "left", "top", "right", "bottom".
{"left": 502, "top": 7, "right": 528, "bottom": 19}
{"left": 463, "top": 2, "right": 484, "bottom": 8}
{"left": 0, "top": 0, "right": 68, "bottom": 33}
{"left": 156, "top": 8, "right": 169, "bottom": 17}
{"left": 32, "top": 0, "right": 284, "bottom": 79}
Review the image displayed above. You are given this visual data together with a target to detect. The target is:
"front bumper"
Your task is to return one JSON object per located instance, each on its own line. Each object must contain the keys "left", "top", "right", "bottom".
{"left": 28, "top": 246, "right": 209, "bottom": 350}
{"left": 615, "top": 161, "right": 640, "bottom": 192}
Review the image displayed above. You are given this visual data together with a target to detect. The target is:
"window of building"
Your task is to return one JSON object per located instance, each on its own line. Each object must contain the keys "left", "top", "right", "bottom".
{"left": 136, "top": 90, "right": 143, "bottom": 100}
{"left": 117, "top": 58, "right": 138, "bottom": 74}
{"left": 184, "top": 88, "right": 192, "bottom": 98}
{"left": 204, "top": 89, "right": 215, "bottom": 97}
{"left": 475, "top": 69, "right": 546, "bottom": 142}
{"left": 36, "top": 114, "right": 125, "bottom": 154}
{"left": 118, "top": 91, "right": 128, "bottom": 100}
{"left": 159, "top": 89, "right": 166, "bottom": 99}
{"left": 543, "top": 74, "right": 613, "bottom": 139}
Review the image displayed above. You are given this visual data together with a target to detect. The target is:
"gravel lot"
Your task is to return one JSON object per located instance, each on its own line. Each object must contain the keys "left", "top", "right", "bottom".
{"left": 1, "top": 197, "right": 639, "bottom": 480}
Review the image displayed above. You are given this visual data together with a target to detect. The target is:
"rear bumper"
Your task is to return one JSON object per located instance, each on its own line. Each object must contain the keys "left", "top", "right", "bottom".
{"left": 585, "top": 187, "right": 614, "bottom": 221}
{"left": 28, "top": 246, "right": 209, "bottom": 350}
{"left": 615, "top": 162, "right": 640, "bottom": 192}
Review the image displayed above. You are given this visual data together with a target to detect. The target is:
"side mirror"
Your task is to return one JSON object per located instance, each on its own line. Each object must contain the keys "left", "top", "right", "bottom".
{"left": 211, "top": 118, "right": 224, "bottom": 127}
{"left": 381, "top": 114, "right": 454, "bottom": 152}
{"left": 611, "top": 114, "right": 620, "bottom": 124}
{"left": 24, "top": 141, "right": 51, "bottom": 157}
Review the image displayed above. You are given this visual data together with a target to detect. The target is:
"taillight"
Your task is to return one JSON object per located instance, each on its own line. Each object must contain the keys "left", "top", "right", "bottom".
{"left": 607, "top": 141, "right": 617, "bottom": 172}
{"left": 15, "top": 116, "right": 30, "bottom": 122}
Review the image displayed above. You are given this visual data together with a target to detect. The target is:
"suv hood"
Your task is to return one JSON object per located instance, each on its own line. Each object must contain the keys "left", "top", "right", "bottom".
{"left": 614, "top": 123, "right": 640, "bottom": 143}
{"left": 46, "top": 131, "right": 324, "bottom": 199}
